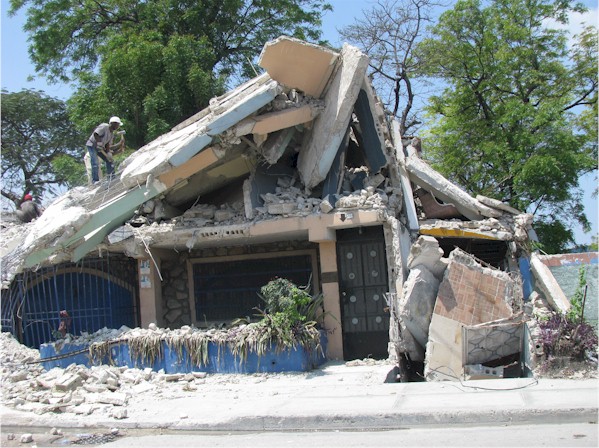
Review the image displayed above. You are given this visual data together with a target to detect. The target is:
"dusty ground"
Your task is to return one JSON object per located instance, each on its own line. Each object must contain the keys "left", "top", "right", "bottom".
{"left": 1, "top": 330, "right": 597, "bottom": 446}
{"left": 533, "top": 356, "right": 598, "bottom": 380}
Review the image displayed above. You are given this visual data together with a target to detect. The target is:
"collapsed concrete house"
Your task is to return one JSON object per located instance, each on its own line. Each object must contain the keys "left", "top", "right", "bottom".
{"left": 0, "top": 37, "right": 570, "bottom": 380}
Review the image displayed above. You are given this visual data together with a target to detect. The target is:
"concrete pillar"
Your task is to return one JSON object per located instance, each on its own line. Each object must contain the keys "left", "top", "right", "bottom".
{"left": 319, "top": 241, "right": 343, "bottom": 360}
{"left": 138, "top": 256, "right": 163, "bottom": 328}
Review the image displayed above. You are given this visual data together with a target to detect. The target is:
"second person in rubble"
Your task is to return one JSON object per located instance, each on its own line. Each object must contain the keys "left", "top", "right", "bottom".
{"left": 16, "top": 193, "right": 43, "bottom": 223}
{"left": 85, "top": 116, "right": 124, "bottom": 183}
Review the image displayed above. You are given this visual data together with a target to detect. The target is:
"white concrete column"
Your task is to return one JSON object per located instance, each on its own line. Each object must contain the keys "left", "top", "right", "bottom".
{"left": 319, "top": 241, "right": 343, "bottom": 360}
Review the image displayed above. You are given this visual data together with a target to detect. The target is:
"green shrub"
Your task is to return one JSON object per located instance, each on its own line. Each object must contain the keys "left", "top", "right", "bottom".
{"left": 259, "top": 278, "right": 314, "bottom": 324}
{"left": 567, "top": 266, "right": 587, "bottom": 324}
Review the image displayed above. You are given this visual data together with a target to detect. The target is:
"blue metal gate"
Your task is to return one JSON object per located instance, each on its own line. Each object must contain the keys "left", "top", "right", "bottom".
{"left": 1, "top": 256, "right": 138, "bottom": 348}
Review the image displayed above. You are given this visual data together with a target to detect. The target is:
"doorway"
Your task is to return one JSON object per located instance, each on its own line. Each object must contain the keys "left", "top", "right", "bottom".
{"left": 336, "top": 226, "right": 389, "bottom": 360}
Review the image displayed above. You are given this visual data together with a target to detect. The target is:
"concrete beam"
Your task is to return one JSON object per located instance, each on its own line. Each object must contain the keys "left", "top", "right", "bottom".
{"left": 259, "top": 36, "right": 338, "bottom": 98}
{"left": 476, "top": 194, "right": 522, "bottom": 215}
{"left": 419, "top": 226, "right": 512, "bottom": 240}
{"left": 231, "top": 104, "right": 321, "bottom": 137}
{"left": 405, "top": 155, "right": 502, "bottom": 220}
{"left": 298, "top": 44, "right": 370, "bottom": 189}
{"left": 530, "top": 253, "right": 571, "bottom": 314}
{"left": 390, "top": 120, "right": 419, "bottom": 232}
{"left": 158, "top": 148, "right": 220, "bottom": 189}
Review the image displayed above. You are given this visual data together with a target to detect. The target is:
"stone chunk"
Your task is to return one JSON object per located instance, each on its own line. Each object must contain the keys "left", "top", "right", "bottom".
{"left": 407, "top": 235, "right": 447, "bottom": 280}
{"left": 95, "top": 392, "right": 128, "bottom": 406}
{"left": 400, "top": 265, "right": 440, "bottom": 348}
{"left": 320, "top": 197, "right": 334, "bottom": 213}
{"left": 9, "top": 370, "right": 28, "bottom": 382}
{"left": 54, "top": 373, "right": 83, "bottom": 392}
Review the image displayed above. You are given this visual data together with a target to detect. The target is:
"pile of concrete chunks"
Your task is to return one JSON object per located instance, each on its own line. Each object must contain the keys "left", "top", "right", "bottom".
{"left": 395, "top": 233, "right": 571, "bottom": 382}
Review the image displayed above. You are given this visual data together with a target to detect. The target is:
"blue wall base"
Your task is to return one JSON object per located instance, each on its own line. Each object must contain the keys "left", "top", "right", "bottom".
{"left": 40, "top": 336, "right": 327, "bottom": 373}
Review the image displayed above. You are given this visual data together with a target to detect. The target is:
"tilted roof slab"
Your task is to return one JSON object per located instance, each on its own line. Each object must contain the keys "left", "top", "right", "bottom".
{"left": 405, "top": 155, "right": 502, "bottom": 220}
{"left": 297, "top": 43, "right": 370, "bottom": 189}
{"left": 258, "top": 36, "right": 338, "bottom": 98}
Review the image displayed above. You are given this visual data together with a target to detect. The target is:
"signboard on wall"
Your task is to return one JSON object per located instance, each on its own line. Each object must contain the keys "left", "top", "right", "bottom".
{"left": 140, "top": 260, "right": 151, "bottom": 288}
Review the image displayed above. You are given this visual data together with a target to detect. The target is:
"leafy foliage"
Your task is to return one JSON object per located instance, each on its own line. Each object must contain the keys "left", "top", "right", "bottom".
{"left": 538, "top": 313, "right": 597, "bottom": 361}
{"left": 259, "top": 277, "right": 314, "bottom": 321}
{"left": 538, "top": 265, "right": 597, "bottom": 362}
{"left": 567, "top": 266, "right": 588, "bottom": 324}
{"left": 10, "top": 0, "right": 332, "bottom": 148}
{"left": 417, "top": 0, "right": 597, "bottom": 251}
{"left": 1, "top": 89, "right": 85, "bottom": 207}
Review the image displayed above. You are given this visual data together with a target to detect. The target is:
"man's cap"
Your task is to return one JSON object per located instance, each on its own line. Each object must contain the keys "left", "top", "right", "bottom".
{"left": 23, "top": 194, "right": 33, "bottom": 201}
{"left": 109, "top": 116, "right": 123, "bottom": 126}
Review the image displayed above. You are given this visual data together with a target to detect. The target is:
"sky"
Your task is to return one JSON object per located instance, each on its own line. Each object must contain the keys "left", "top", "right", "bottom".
{"left": 1, "top": 0, "right": 597, "bottom": 246}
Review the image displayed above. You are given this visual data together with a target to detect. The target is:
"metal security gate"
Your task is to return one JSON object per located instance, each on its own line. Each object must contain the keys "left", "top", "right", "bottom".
{"left": 1, "top": 256, "right": 139, "bottom": 348}
{"left": 337, "top": 226, "right": 389, "bottom": 360}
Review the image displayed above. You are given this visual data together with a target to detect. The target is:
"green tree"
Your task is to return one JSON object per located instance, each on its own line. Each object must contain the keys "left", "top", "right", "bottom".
{"left": 9, "top": 0, "right": 332, "bottom": 147}
{"left": 1, "top": 90, "right": 85, "bottom": 207}
{"left": 417, "top": 0, "right": 597, "bottom": 253}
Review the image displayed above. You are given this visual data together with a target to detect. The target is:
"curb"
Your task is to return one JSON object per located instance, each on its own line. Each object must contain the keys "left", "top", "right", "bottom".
{"left": 4, "top": 408, "right": 596, "bottom": 433}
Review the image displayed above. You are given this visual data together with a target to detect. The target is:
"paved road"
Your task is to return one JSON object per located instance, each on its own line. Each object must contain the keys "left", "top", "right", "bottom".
{"left": 108, "top": 422, "right": 598, "bottom": 447}
{"left": 5, "top": 422, "right": 592, "bottom": 448}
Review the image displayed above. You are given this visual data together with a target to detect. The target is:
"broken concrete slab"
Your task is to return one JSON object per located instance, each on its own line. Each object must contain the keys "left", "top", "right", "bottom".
{"left": 258, "top": 36, "right": 338, "bottom": 98}
{"left": 463, "top": 314, "right": 525, "bottom": 366}
{"left": 258, "top": 127, "right": 296, "bottom": 165}
{"left": 297, "top": 44, "right": 370, "bottom": 189}
{"left": 405, "top": 155, "right": 502, "bottom": 220}
{"left": 529, "top": 252, "right": 571, "bottom": 315}
{"left": 120, "top": 74, "right": 282, "bottom": 186}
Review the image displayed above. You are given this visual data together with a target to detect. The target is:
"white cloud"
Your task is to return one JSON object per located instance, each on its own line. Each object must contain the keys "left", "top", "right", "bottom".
{"left": 544, "top": 7, "right": 598, "bottom": 47}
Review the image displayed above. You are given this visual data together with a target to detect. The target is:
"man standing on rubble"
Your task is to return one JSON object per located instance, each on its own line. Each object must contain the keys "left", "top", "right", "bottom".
{"left": 85, "top": 116, "right": 124, "bottom": 183}
{"left": 16, "top": 193, "right": 43, "bottom": 223}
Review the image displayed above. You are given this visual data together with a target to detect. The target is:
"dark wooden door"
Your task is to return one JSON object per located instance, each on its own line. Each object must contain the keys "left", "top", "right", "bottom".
{"left": 337, "top": 226, "right": 389, "bottom": 360}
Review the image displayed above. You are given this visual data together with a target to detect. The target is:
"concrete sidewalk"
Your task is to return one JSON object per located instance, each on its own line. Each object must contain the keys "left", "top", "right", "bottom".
{"left": 1, "top": 362, "right": 597, "bottom": 431}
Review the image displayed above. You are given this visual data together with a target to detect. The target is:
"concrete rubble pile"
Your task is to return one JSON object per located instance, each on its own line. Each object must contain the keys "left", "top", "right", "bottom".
{"left": 0, "top": 328, "right": 244, "bottom": 419}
